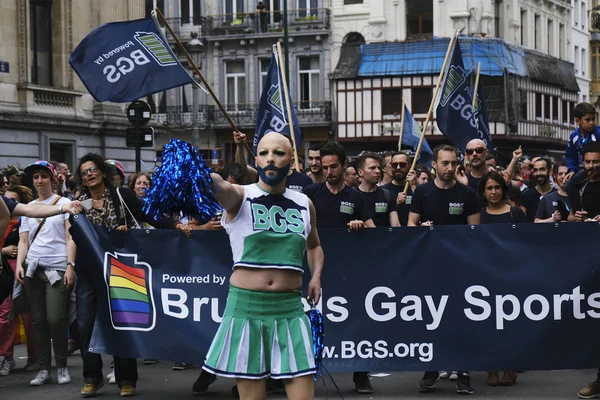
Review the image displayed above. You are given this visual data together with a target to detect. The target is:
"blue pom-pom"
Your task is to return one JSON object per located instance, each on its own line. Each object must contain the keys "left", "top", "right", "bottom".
{"left": 143, "top": 139, "right": 222, "bottom": 224}
{"left": 307, "top": 308, "right": 324, "bottom": 380}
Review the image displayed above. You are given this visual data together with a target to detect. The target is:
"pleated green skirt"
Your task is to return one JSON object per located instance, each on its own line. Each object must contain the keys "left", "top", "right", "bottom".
{"left": 202, "top": 285, "right": 316, "bottom": 380}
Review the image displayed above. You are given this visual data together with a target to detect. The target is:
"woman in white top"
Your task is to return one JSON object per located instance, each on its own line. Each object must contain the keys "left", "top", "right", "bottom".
{"left": 15, "top": 161, "right": 76, "bottom": 386}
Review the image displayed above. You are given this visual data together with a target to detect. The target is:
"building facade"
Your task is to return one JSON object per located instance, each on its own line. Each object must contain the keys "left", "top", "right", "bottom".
{"left": 0, "top": 0, "right": 156, "bottom": 174}
{"left": 148, "top": 0, "right": 333, "bottom": 164}
{"left": 331, "top": 0, "right": 587, "bottom": 157}
{"left": 590, "top": 0, "right": 600, "bottom": 106}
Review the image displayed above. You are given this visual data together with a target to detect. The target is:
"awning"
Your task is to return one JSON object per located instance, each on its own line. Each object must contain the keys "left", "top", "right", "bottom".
{"left": 330, "top": 36, "right": 579, "bottom": 92}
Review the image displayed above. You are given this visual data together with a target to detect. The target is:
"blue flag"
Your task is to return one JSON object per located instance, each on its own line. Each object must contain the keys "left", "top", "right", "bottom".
{"left": 401, "top": 105, "right": 433, "bottom": 167}
{"left": 474, "top": 85, "right": 495, "bottom": 151}
{"left": 435, "top": 39, "right": 490, "bottom": 151}
{"left": 69, "top": 18, "right": 195, "bottom": 103}
{"left": 254, "top": 50, "right": 302, "bottom": 154}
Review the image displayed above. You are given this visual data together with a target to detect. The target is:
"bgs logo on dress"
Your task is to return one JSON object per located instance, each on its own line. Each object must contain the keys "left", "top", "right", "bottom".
{"left": 103, "top": 252, "right": 156, "bottom": 331}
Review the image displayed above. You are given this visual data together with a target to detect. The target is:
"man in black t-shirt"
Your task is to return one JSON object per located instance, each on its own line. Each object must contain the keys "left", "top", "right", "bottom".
{"left": 382, "top": 152, "right": 412, "bottom": 226}
{"left": 457, "top": 139, "right": 488, "bottom": 209}
{"left": 356, "top": 153, "right": 399, "bottom": 227}
{"left": 535, "top": 161, "right": 570, "bottom": 222}
{"left": 569, "top": 141, "right": 600, "bottom": 222}
{"left": 303, "top": 142, "right": 375, "bottom": 395}
{"left": 408, "top": 145, "right": 478, "bottom": 395}
{"left": 519, "top": 158, "right": 556, "bottom": 222}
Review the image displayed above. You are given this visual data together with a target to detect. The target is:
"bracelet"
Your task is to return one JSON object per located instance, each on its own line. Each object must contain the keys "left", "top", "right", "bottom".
{"left": 59, "top": 204, "right": 65, "bottom": 214}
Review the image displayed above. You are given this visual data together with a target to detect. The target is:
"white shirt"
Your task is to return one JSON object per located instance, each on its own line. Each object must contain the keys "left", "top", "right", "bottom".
{"left": 20, "top": 195, "right": 70, "bottom": 267}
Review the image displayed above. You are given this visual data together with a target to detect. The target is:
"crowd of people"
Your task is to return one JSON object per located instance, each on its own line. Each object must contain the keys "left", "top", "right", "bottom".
{"left": 0, "top": 101, "right": 599, "bottom": 399}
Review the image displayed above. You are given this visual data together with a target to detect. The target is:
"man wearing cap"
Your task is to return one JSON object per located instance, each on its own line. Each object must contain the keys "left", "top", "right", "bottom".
{"left": 105, "top": 160, "right": 125, "bottom": 187}
{"left": 2, "top": 166, "right": 21, "bottom": 186}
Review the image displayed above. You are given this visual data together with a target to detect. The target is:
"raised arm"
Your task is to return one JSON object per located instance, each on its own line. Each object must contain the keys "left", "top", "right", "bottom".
{"left": 234, "top": 131, "right": 258, "bottom": 183}
{"left": 211, "top": 172, "right": 245, "bottom": 215}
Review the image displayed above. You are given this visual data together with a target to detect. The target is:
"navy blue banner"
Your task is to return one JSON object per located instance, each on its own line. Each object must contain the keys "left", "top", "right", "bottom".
{"left": 69, "top": 18, "right": 194, "bottom": 103}
{"left": 70, "top": 215, "right": 600, "bottom": 372}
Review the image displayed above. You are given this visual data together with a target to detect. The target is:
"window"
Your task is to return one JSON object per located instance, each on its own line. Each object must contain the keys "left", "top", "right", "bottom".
{"left": 534, "top": 14, "right": 540, "bottom": 50}
{"left": 582, "top": 2, "right": 586, "bottom": 29}
{"left": 494, "top": 0, "right": 502, "bottom": 38}
{"left": 548, "top": 20, "right": 554, "bottom": 55}
{"left": 575, "top": 46, "right": 580, "bottom": 73}
{"left": 520, "top": 9, "right": 527, "bottom": 46}
{"left": 519, "top": 89, "right": 527, "bottom": 120}
{"left": 298, "top": 56, "right": 320, "bottom": 109}
{"left": 412, "top": 87, "right": 432, "bottom": 114}
{"left": 225, "top": 60, "right": 246, "bottom": 106}
{"left": 406, "top": 2, "right": 433, "bottom": 38}
{"left": 344, "top": 0, "right": 363, "bottom": 4}
{"left": 552, "top": 96, "right": 559, "bottom": 121}
{"left": 544, "top": 95, "right": 550, "bottom": 120}
{"left": 50, "top": 142, "right": 74, "bottom": 169}
{"left": 382, "top": 89, "right": 403, "bottom": 116}
{"left": 562, "top": 100, "right": 569, "bottom": 124}
{"left": 559, "top": 24, "right": 565, "bottom": 59}
{"left": 535, "top": 92, "right": 542, "bottom": 119}
{"left": 224, "top": 0, "right": 244, "bottom": 17}
{"left": 30, "top": 0, "right": 53, "bottom": 86}
{"left": 298, "top": 0, "right": 318, "bottom": 17}
{"left": 258, "top": 58, "right": 270, "bottom": 97}
{"left": 592, "top": 43, "right": 600, "bottom": 80}
{"left": 180, "top": 0, "right": 201, "bottom": 24}
{"left": 574, "top": 0, "right": 580, "bottom": 26}
{"left": 145, "top": 0, "right": 164, "bottom": 18}
{"left": 266, "top": 0, "right": 282, "bottom": 24}
{"left": 582, "top": 48, "right": 587, "bottom": 76}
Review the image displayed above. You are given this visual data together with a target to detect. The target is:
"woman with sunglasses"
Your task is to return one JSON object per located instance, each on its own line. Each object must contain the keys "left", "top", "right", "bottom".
{"left": 478, "top": 171, "right": 525, "bottom": 386}
{"left": 75, "top": 153, "right": 189, "bottom": 398}
{"left": 14, "top": 161, "right": 76, "bottom": 386}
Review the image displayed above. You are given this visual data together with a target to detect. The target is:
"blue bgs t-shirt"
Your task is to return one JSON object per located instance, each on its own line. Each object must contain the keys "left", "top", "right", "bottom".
{"left": 304, "top": 182, "right": 371, "bottom": 229}
{"left": 409, "top": 181, "right": 479, "bottom": 225}
{"left": 286, "top": 170, "right": 313, "bottom": 194}
{"left": 1, "top": 195, "right": 18, "bottom": 215}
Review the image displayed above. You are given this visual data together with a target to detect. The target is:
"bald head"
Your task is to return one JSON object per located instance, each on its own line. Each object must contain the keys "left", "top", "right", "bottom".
{"left": 465, "top": 139, "right": 488, "bottom": 170}
{"left": 466, "top": 139, "right": 486, "bottom": 149}
{"left": 257, "top": 131, "right": 294, "bottom": 155}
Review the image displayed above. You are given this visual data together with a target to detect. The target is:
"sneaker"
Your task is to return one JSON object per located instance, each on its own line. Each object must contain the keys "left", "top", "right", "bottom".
{"left": 439, "top": 370, "right": 450, "bottom": 379}
{"left": 120, "top": 385, "right": 136, "bottom": 397}
{"left": 0, "top": 357, "right": 16, "bottom": 376}
{"left": 172, "top": 362, "right": 193, "bottom": 371}
{"left": 449, "top": 371, "right": 459, "bottom": 381}
{"left": 58, "top": 367, "right": 72, "bottom": 384}
{"left": 23, "top": 361, "right": 40, "bottom": 372}
{"left": 81, "top": 381, "right": 104, "bottom": 397}
{"left": 354, "top": 373, "right": 374, "bottom": 394}
{"left": 456, "top": 374, "right": 474, "bottom": 395}
{"left": 106, "top": 370, "right": 116, "bottom": 384}
{"left": 143, "top": 359, "right": 158, "bottom": 365}
{"left": 579, "top": 378, "right": 600, "bottom": 399}
{"left": 266, "top": 378, "right": 286, "bottom": 394}
{"left": 419, "top": 371, "right": 440, "bottom": 391}
{"left": 68, "top": 340, "right": 80, "bottom": 355}
{"left": 30, "top": 369, "right": 51, "bottom": 386}
{"left": 193, "top": 370, "right": 217, "bottom": 394}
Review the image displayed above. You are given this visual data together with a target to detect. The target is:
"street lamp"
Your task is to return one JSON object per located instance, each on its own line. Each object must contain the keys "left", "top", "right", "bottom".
{"left": 186, "top": 33, "right": 204, "bottom": 149}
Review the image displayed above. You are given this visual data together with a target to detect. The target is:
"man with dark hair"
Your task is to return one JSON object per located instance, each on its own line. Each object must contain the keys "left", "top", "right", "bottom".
{"left": 408, "top": 144, "right": 478, "bottom": 395}
{"left": 565, "top": 102, "right": 600, "bottom": 181}
{"left": 485, "top": 153, "right": 497, "bottom": 169}
{"left": 306, "top": 142, "right": 325, "bottom": 183}
{"left": 519, "top": 157, "right": 556, "bottom": 222}
{"left": 356, "top": 153, "right": 399, "bottom": 227}
{"left": 304, "top": 141, "right": 375, "bottom": 394}
{"left": 568, "top": 141, "right": 600, "bottom": 223}
{"left": 381, "top": 152, "right": 412, "bottom": 226}
{"left": 534, "top": 160, "right": 570, "bottom": 222}
{"left": 379, "top": 151, "right": 394, "bottom": 186}
{"left": 221, "top": 162, "right": 247, "bottom": 184}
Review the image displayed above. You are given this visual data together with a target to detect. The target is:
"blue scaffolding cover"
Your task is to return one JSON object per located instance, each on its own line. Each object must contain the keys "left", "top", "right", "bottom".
{"left": 357, "top": 37, "right": 527, "bottom": 77}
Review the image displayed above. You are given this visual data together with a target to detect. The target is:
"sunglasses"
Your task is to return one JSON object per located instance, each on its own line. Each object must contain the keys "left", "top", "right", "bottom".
{"left": 391, "top": 162, "right": 408, "bottom": 169}
{"left": 465, "top": 147, "right": 486, "bottom": 155}
{"left": 81, "top": 166, "right": 99, "bottom": 177}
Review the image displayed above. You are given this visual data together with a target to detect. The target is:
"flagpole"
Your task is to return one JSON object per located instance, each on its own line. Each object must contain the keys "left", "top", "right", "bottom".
{"left": 403, "top": 30, "right": 457, "bottom": 194}
{"left": 471, "top": 62, "right": 481, "bottom": 108}
{"left": 397, "top": 97, "right": 405, "bottom": 152}
{"left": 276, "top": 42, "right": 301, "bottom": 172}
{"left": 154, "top": 8, "right": 255, "bottom": 157}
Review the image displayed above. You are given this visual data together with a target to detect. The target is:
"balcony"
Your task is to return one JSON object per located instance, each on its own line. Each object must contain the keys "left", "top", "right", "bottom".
{"left": 153, "top": 101, "right": 332, "bottom": 129}
{"left": 159, "top": 17, "right": 206, "bottom": 43}
{"left": 203, "top": 9, "right": 331, "bottom": 38}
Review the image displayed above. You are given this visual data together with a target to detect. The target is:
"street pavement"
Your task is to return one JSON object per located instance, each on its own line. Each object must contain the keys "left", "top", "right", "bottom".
{"left": 0, "top": 344, "right": 595, "bottom": 399}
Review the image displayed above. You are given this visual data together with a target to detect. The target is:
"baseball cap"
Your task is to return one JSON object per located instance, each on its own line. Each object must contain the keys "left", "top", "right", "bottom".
{"left": 24, "top": 161, "right": 56, "bottom": 177}
{"left": 2, "top": 165, "right": 19, "bottom": 177}
{"left": 105, "top": 159, "right": 125, "bottom": 178}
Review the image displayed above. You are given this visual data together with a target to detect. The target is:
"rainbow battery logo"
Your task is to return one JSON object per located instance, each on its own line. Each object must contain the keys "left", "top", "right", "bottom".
{"left": 103, "top": 252, "right": 156, "bottom": 331}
